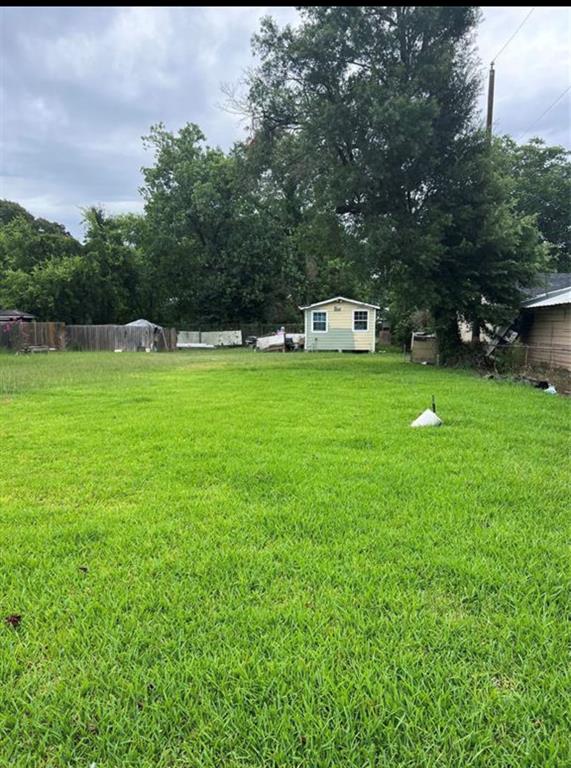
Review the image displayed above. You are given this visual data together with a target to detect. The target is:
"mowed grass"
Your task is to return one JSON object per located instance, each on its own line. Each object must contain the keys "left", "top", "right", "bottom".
{"left": 0, "top": 349, "right": 569, "bottom": 767}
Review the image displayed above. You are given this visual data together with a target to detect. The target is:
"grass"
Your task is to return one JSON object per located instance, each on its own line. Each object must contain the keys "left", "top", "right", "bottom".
{"left": 0, "top": 349, "right": 569, "bottom": 767}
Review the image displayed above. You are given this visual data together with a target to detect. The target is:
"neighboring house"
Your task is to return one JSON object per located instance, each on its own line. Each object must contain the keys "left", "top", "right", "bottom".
{"left": 459, "top": 273, "right": 571, "bottom": 345}
{"left": 483, "top": 273, "right": 571, "bottom": 371}
{"left": 519, "top": 284, "right": 571, "bottom": 370}
{"left": 0, "top": 308, "right": 35, "bottom": 323}
{"left": 300, "top": 296, "right": 379, "bottom": 352}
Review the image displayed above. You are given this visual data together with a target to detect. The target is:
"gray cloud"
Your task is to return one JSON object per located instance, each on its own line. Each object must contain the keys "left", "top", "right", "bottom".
{"left": 1, "top": 6, "right": 569, "bottom": 238}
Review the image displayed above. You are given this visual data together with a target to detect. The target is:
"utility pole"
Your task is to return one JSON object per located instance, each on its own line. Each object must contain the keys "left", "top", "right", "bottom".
{"left": 473, "top": 61, "right": 496, "bottom": 344}
{"left": 486, "top": 62, "right": 495, "bottom": 137}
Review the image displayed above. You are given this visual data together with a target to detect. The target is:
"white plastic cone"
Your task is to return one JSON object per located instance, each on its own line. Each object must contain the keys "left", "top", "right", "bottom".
{"left": 411, "top": 409, "right": 443, "bottom": 428}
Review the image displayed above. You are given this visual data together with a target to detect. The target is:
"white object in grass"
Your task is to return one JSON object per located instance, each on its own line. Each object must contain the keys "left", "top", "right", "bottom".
{"left": 545, "top": 385, "right": 557, "bottom": 394}
{"left": 411, "top": 409, "right": 443, "bottom": 428}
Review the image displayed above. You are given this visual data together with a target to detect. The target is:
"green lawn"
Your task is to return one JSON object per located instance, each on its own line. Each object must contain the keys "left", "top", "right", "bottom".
{"left": 0, "top": 350, "right": 569, "bottom": 767}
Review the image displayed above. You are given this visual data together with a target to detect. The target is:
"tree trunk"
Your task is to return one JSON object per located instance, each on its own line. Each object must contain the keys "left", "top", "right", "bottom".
{"left": 433, "top": 309, "right": 463, "bottom": 363}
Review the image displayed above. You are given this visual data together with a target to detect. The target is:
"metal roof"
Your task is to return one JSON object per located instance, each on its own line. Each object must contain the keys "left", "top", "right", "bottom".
{"left": 0, "top": 308, "right": 35, "bottom": 319}
{"left": 299, "top": 296, "right": 380, "bottom": 310}
{"left": 522, "top": 285, "right": 571, "bottom": 309}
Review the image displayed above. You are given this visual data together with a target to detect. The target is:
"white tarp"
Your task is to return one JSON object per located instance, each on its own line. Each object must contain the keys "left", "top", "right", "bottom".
{"left": 201, "top": 330, "right": 242, "bottom": 347}
{"left": 256, "top": 333, "right": 305, "bottom": 351}
{"left": 126, "top": 318, "right": 162, "bottom": 330}
{"left": 256, "top": 333, "right": 286, "bottom": 351}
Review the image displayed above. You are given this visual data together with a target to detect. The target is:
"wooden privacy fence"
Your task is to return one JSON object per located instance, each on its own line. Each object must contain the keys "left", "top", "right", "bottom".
{"left": 0, "top": 321, "right": 66, "bottom": 351}
{"left": 0, "top": 321, "right": 177, "bottom": 352}
{"left": 66, "top": 324, "right": 177, "bottom": 351}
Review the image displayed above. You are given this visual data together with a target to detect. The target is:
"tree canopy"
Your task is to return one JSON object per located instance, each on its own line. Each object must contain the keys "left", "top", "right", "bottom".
{"left": 245, "top": 6, "right": 548, "bottom": 351}
{"left": 0, "top": 7, "right": 567, "bottom": 346}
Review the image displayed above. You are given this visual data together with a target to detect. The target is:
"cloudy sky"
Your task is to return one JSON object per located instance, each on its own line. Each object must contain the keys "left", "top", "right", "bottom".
{"left": 1, "top": 6, "right": 569, "bottom": 239}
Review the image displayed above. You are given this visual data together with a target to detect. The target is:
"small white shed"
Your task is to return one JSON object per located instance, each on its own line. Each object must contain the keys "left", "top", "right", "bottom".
{"left": 300, "top": 296, "right": 379, "bottom": 352}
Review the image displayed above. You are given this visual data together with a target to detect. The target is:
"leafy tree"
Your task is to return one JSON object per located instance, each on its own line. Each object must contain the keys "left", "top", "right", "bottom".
{"left": 0, "top": 201, "right": 143, "bottom": 323}
{"left": 0, "top": 256, "right": 89, "bottom": 323}
{"left": 497, "top": 137, "right": 571, "bottom": 272}
{"left": 140, "top": 123, "right": 294, "bottom": 325}
{"left": 242, "top": 131, "right": 372, "bottom": 313}
{"left": 0, "top": 210, "right": 81, "bottom": 273}
{"left": 0, "top": 199, "right": 34, "bottom": 227}
{"left": 80, "top": 207, "right": 143, "bottom": 323}
{"left": 246, "top": 6, "right": 546, "bottom": 355}
{"left": 0, "top": 204, "right": 86, "bottom": 321}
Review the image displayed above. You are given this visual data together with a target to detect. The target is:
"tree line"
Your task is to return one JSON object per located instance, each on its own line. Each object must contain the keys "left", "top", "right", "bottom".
{"left": 1, "top": 7, "right": 569, "bottom": 352}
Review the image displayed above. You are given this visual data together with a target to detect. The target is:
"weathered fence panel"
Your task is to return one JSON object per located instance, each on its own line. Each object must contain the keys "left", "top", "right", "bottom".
{"left": 0, "top": 321, "right": 66, "bottom": 352}
{"left": 67, "top": 325, "right": 151, "bottom": 351}
{"left": 66, "top": 325, "right": 176, "bottom": 351}
{"left": 0, "top": 321, "right": 23, "bottom": 351}
{"left": 177, "top": 325, "right": 305, "bottom": 347}
{"left": 157, "top": 327, "right": 177, "bottom": 351}
{"left": 30, "top": 322, "right": 67, "bottom": 349}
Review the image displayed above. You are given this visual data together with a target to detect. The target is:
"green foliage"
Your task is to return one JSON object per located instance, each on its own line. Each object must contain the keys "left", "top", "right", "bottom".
{"left": 0, "top": 206, "right": 86, "bottom": 322}
{"left": 140, "top": 123, "right": 276, "bottom": 324}
{"left": 1, "top": 351, "right": 569, "bottom": 765}
{"left": 0, "top": 256, "right": 87, "bottom": 323}
{"left": 496, "top": 137, "right": 571, "bottom": 271}
{"left": 139, "top": 123, "right": 365, "bottom": 325}
{"left": 0, "top": 203, "right": 145, "bottom": 324}
{"left": 80, "top": 207, "right": 144, "bottom": 323}
{"left": 246, "top": 6, "right": 547, "bottom": 356}
{"left": 0, "top": 11, "right": 565, "bottom": 332}
{"left": 0, "top": 199, "right": 34, "bottom": 227}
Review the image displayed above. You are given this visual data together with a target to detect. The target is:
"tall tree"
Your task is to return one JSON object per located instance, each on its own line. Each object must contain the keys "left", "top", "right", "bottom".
{"left": 246, "top": 6, "right": 546, "bottom": 354}
{"left": 80, "top": 207, "right": 143, "bottom": 323}
{"left": 140, "top": 123, "right": 298, "bottom": 325}
{"left": 497, "top": 137, "right": 571, "bottom": 272}
{"left": 0, "top": 204, "right": 87, "bottom": 322}
{"left": 242, "top": 131, "right": 372, "bottom": 312}
{"left": 0, "top": 202, "right": 146, "bottom": 323}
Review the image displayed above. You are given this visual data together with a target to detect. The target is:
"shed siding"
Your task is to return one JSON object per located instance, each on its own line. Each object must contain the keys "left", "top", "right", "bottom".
{"left": 523, "top": 305, "right": 571, "bottom": 370}
{"left": 411, "top": 337, "right": 438, "bottom": 364}
{"left": 304, "top": 300, "right": 376, "bottom": 351}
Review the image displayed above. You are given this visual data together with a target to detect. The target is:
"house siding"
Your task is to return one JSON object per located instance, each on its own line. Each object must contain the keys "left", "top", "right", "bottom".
{"left": 522, "top": 305, "right": 571, "bottom": 370}
{"left": 304, "top": 300, "right": 376, "bottom": 352}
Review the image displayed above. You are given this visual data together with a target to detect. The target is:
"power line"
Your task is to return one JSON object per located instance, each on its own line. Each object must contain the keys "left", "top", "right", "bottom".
{"left": 491, "top": 7, "right": 535, "bottom": 64}
{"left": 517, "top": 85, "right": 571, "bottom": 141}
{"left": 484, "top": 8, "right": 535, "bottom": 138}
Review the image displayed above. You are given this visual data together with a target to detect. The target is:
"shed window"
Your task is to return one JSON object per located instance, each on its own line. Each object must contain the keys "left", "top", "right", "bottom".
{"left": 353, "top": 310, "right": 368, "bottom": 331}
{"left": 312, "top": 311, "right": 327, "bottom": 332}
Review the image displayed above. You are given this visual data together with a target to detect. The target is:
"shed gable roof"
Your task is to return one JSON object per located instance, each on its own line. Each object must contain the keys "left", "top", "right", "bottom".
{"left": 299, "top": 296, "right": 380, "bottom": 311}
{"left": 0, "top": 308, "right": 35, "bottom": 319}
{"left": 522, "top": 285, "right": 571, "bottom": 309}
